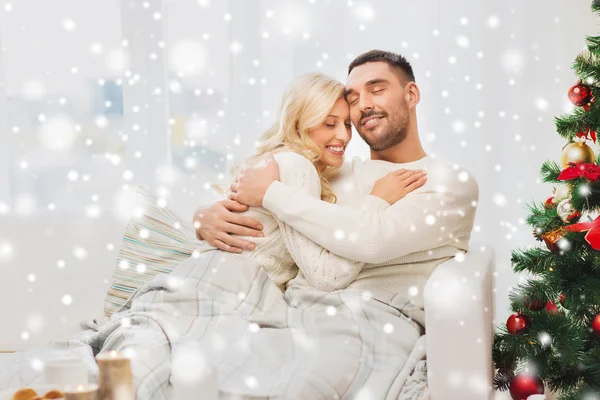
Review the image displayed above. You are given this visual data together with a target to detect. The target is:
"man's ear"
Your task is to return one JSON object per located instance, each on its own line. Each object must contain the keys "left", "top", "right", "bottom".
{"left": 405, "top": 82, "right": 420, "bottom": 109}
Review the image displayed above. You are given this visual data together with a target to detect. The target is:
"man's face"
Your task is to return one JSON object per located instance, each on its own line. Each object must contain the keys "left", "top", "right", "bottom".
{"left": 345, "top": 62, "right": 411, "bottom": 151}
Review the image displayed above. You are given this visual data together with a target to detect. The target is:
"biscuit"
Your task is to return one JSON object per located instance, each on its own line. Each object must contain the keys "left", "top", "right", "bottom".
{"left": 11, "top": 388, "right": 38, "bottom": 400}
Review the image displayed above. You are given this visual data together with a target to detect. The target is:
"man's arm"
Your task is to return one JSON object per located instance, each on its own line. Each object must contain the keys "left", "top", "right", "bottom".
{"left": 193, "top": 199, "right": 264, "bottom": 253}
{"left": 262, "top": 173, "right": 479, "bottom": 264}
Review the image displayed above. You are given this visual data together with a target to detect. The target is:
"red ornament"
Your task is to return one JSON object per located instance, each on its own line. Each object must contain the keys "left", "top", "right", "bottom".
{"left": 507, "top": 313, "right": 529, "bottom": 334}
{"left": 524, "top": 297, "right": 546, "bottom": 312}
{"left": 545, "top": 300, "right": 559, "bottom": 315}
{"left": 558, "top": 162, "right": 600, "bottom": 182}
{"left": 509, "top": 372, "right": 545, "bottom": 400}
{"left": 576, "top": 128, "right": 597, "bottom": 143}
{"left": 566, "top": 215, "right": 600, "bottom": 250}
{"left": 568, "top": 82, "right": 592, "bottom": 107}
{"left": 592, "top": 314, "right": 600, "bottom": 336}
{"left": 544, "top": 197, "right": 556, "bottom": 209}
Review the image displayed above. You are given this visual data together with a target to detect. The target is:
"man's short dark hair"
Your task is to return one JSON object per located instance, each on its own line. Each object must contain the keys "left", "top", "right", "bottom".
{"left": 348, "top": 50, "right": 415, "bottom": 82}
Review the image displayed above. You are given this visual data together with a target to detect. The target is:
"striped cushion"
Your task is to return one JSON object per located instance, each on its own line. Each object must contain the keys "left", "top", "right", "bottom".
{"left": 103, "top": 185, "right": 204, "bottom": 321}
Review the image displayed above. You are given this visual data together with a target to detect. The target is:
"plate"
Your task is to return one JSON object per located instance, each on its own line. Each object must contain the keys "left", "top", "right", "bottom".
{"left": 0, "top": 385, "right": 63, "bottom": 400}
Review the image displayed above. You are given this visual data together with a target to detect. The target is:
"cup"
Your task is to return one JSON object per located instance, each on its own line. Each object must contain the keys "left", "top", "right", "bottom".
{"left": 44, "top": 358, "right": 88, "bottom": 386}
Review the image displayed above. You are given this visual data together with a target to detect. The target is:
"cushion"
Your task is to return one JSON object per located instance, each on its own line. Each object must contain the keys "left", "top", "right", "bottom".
{"left": 103, "top": 185, "right": 206, "bottom": 321}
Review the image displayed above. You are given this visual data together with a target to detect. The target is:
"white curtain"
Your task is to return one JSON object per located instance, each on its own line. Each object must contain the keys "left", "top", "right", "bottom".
{"left": 0, "top": 0, "right": 597, "bottom": 321}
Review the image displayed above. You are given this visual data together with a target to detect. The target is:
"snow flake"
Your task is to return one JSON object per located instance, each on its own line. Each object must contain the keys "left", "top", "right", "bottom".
{"left": 62, "top": 294, "right": 73, "bottom": 306}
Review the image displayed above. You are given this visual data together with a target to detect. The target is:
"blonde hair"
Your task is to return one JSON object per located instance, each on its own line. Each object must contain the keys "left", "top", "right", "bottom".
{"left": 232, "top": 73, "right": 346, "bottom": 203}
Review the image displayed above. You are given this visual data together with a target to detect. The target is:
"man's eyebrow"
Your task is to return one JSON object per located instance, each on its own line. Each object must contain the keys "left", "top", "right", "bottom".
{"left": 344, "top": 78, "right": 390, "bottom": 100}
{"left": 365, "top": 78, "right": 389, "bottom": 86}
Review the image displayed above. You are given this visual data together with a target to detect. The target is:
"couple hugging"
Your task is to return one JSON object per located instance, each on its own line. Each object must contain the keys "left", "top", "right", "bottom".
{"left": 1, "top": 49, "right": 479, "bottom": 400}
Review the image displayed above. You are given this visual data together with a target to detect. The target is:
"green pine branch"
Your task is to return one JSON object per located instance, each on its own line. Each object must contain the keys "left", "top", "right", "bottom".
{"left": 526, "top": 201, "right": 562, "bottom": 232}
{"left": 540, "top": 160, "right": 562, "bottom": 183}
{"left": 586, "top": 35, "right": 600, "bottom": 55}
{"left": 572, "top": 50, "right": 600, "bottom": 83}
{"left": 555, "top": 105, "right": 600, "bottom": 140}
{"left": 511, "top": 248, "right": 557, "bottom": 274}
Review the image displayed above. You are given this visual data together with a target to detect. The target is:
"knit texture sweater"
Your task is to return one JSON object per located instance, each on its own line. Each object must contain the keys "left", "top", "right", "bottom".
{"left": 260, "top": 152, "right": 480, "bottom": 326}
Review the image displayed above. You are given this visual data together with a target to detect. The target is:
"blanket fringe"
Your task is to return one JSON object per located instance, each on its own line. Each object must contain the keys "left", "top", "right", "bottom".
{"left": 399, "top": 360, "right": 429, "bottom": 400}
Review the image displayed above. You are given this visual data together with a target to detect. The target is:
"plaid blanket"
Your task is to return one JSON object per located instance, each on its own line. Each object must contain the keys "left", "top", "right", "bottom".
{"left": 1, "top": 249, "right": 429, "bottom": 399}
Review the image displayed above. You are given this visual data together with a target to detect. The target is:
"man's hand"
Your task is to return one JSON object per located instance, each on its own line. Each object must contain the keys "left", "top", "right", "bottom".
{"left": 193, "top": 200, "right": 264, "bottom": 253}
{"left": 229, "top": 154, "right": 280, "bottom": 207}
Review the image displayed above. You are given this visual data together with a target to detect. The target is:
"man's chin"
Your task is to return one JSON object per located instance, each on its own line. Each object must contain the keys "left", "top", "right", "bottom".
{"left": 359, "top": 127, "right": 383, "bottom": 143}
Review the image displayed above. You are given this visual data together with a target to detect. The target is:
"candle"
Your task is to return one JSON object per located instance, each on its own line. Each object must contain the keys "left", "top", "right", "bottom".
{"left": 96, "top": 351, "right": 135, "bottom": 400}
{"left": 64, "top": 383, "right": 99, "bottom": 400}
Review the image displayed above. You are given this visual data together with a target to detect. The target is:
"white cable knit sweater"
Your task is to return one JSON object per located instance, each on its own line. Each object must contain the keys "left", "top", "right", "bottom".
{"left": 232, "top": 151, "right": 378, "bottom": 292}
{"left": 258, "top": 152, "right": 480, "bottom": 327}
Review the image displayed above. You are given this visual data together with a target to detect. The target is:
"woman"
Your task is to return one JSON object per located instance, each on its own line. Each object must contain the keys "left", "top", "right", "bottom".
{"left": 0, "top": 73, "right": 426, "bottom": 399}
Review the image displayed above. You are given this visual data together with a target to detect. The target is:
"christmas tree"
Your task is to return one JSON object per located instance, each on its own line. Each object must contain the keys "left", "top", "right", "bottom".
{"left": 492, "top": 2, "right": 600, "bottom": 400}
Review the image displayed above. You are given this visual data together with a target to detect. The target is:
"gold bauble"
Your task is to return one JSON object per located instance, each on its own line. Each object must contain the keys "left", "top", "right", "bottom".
{"left": 560, "top": 142, "right": 595, "bottom": 168}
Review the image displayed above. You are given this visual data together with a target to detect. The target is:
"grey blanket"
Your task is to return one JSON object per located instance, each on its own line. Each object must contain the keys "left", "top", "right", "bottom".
{"left": 1, "top": 249, "right": 430, "bottom": 399}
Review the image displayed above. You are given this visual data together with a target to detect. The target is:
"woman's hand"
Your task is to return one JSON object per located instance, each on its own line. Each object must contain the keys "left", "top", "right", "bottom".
{"left": 370, "top": 169, "right": 427, "bottom": 205}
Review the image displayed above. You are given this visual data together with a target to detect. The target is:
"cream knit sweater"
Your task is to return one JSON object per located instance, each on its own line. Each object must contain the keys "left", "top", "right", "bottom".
{"left": 230, "top": 151, "right": 378, "bottom": 292}
{"left": 260, "top": 152, "right": 480, "bottom": 326}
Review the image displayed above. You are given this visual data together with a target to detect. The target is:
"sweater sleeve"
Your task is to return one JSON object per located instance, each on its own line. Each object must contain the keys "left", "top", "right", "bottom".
{"left": 271, "top": 152, "right": 366, "bottom": 291}
{"left": 263, "top": 163, "right": 479, "bottom": 264}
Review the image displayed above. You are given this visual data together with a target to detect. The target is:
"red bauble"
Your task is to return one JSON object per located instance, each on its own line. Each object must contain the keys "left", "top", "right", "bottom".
{"left": 568, "top": 82, "right": 592, "bottom": 107}
{"left": 545, "top": 300, "right": 559, "bottom": 315}
{"left": 592, "top": 314, "right": 600, "bottom": 336}
{"left": 509, "top": 372, "right": 545, "bottom": 400}
{"left": 507, "top": 313, "right": 529, "bottom": 334}
{"left": 524, "top": 297, "right": 546, "bottom": 312}
{"left": 544, "top": 196, "right": 556, "bottom": 209}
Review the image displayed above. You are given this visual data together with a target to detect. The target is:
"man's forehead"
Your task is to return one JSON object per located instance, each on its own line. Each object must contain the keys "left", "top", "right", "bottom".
{"left": 346, "top": 62, "right": 395, "bottom": 88}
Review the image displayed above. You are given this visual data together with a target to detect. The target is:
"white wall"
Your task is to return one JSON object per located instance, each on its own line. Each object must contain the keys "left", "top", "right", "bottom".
{"left": 0, "top": 0, "right": 598, "bottom": 348}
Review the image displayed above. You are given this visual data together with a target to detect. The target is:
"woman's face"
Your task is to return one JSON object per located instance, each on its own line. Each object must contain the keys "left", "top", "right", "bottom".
{"left": 307, "top": 96, "right": 352, "bottom": 170}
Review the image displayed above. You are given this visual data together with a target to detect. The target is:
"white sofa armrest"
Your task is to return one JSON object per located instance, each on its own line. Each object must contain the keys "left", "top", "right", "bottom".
{"left": 423, "top": 242, "right": 495, "bottom": 400}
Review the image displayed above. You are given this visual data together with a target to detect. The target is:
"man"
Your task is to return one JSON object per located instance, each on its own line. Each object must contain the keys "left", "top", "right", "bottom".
{"left": 194, "top": 49, "right": 479, "bottom": 327}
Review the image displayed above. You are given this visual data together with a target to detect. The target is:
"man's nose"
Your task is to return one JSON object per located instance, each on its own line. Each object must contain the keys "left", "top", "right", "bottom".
{"left": 358, "top": 94, "right": 374, "bottom": 112}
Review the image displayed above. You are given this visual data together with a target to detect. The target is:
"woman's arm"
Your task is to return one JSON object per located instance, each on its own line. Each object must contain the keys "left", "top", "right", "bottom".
{"left": 263, "top": 164, "right": 479, "bottom": 264}
{"left": 272, "top": 151, "right": 367, "bottom": 291}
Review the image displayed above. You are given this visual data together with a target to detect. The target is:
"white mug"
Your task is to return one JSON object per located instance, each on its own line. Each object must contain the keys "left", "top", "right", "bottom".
{"left": 44, "top": 358, "right": 88, "bottom": 386}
